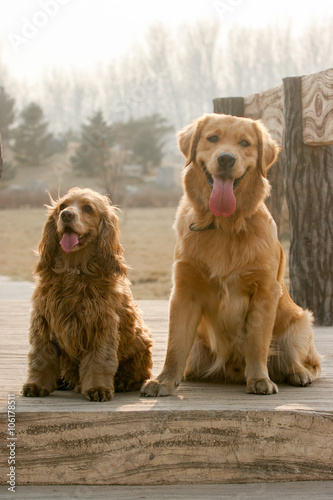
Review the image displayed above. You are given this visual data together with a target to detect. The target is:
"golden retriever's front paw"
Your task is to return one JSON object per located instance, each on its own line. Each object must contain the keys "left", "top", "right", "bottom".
{"left": 140, "top": 378, "right": 177, "bottom": 397}
{"left": 22, "top": 383, "right": 50, "bottom": 397}
{"left": 287, "top": 372, "right": 313, "bottom": 386}
{"left": 84, "top": 386, "right": 114, "bottom": 402}
{"left": 246, "top": 378, "right": 278, "bottom": 395}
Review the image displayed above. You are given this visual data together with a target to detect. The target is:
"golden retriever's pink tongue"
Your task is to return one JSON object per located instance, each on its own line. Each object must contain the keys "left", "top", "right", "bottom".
{"left": 60, "top": 232, "right": 79, "bottom": 253}
{"left": 209, "top": 176, "right": 236, "bottom": 217}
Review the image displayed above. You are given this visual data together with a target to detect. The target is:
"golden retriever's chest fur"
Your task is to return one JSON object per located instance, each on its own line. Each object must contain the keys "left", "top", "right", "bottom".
{"left": 202, "top": 272, "right": 250, "bottom": 349}
{"left": 176, "top": 201, "right": 280, "bottom": 281}
{"left": 174, "top": 201, "right": 282, "bottom": 364}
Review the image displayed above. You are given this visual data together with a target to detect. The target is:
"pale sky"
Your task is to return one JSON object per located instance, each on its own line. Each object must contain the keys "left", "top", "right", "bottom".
{"left": 0, "top": 0, "right": 332, "bottom": 83}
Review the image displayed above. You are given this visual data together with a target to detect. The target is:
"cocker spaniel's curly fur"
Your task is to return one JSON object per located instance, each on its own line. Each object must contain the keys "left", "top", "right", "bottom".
{"left": 22, "top": 187, "right": 153, "bottom": 402}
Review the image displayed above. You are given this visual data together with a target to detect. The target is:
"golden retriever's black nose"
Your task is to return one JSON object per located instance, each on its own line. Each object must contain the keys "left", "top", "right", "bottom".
{"left": 61, "top": 210, "right": 75, "bottom": 223}
{"left": 217, "top": 153, "right": 236, "bottom": 171}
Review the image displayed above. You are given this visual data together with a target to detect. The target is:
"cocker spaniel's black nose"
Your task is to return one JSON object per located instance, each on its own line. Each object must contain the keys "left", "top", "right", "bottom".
{"left": 61, "top": 210, "right": 75, "bottom": 223}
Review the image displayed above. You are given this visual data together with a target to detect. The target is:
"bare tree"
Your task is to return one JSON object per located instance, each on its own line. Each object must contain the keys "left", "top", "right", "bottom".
{"left": 8, "top": 17, "right": 333, "bottom": 136}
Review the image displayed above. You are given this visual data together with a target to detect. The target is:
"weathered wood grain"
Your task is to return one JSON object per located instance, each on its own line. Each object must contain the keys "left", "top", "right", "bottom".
{"left": 283, "top": 76, "right": 333, "bottom": 325}
{"left": 244, "top": 85, "right": 284, "bottom": 145}
{"left": 0, "top": 301, "right": 332, "bottom": 485}
{"left": 11, "top": 409, "right": 333, "bottom": 485}
{"left": 302, "top": 68, "right": 333, "bottom": 146}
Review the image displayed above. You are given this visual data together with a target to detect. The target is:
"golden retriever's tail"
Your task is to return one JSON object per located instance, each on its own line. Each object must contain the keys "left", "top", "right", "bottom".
{"left": 268, "top": 309, "right": 322, "bottom": 384}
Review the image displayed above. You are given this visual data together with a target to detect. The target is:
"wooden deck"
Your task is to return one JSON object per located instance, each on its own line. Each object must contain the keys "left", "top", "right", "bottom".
{"left": 0, "top": 299, "right": 333, "bottom": 488}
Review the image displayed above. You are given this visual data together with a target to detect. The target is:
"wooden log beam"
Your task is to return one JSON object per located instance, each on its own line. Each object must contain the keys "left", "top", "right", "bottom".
{"left": 282, "top": 76, "right": 333, "bottom": 325}
{"left": 213, "top": 96, "right": 244, "bottom": 116}
{"left": 302, "top": 68, "right": 333, "bottom": 146}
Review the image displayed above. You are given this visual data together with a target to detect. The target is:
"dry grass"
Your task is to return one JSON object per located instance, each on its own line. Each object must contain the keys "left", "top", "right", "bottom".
{"left": 0, "top": 207, "right": 289, "bottom": 299}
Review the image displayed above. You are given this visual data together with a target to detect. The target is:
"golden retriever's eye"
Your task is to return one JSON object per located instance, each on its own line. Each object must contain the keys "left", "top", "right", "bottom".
{"left": 207, "top": 135, "right": 219, "bottom": 143}
{"left": 239, "top": 139, "right": 251, "bottom": 147}
{"left": 83, "top": 204, "right": 93, "bottom": 214}
{"left": 59, "top": 203, "right": 66, "bottom": 211}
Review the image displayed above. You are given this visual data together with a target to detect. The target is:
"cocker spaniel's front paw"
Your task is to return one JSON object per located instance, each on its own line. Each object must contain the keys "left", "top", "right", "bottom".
{"left": 140, "top": 378, "right": 178, "bottom": 397}
{"left": 22, "top": 383, "right": 50, "bottom": 397}
{"left": 83, "top": 386, "right": 114, "bottom": 402}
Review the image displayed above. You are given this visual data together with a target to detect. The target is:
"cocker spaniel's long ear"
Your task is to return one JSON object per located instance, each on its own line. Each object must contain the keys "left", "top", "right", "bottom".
{"left": 255, "top": 120, "right": 281, "bottom": 177}
{"left": 98, "top": 205, "right": 127, "bottom": 277}
{"left": 35, "top": 209, "right": 59, "bottom": 274}
{"left": 177, "top": 115, "right": 208, "bottom": 167}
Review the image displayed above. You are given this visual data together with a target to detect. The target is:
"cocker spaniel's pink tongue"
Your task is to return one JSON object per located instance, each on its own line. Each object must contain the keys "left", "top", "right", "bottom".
{"left": 209, "top": 176, "right": 236, "bottom": 217}
{"left": 60, "top": 232, "right": 79, "bottom": 253}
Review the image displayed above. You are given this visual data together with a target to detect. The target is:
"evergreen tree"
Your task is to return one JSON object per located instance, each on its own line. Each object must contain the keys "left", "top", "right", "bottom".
{"left": 71, "top": 111, "right": 112, "bottom": 175}
{"left": 0, "top": 86, "right": 15, "bottom": 141}
{"left": 116, "top": 114, "right": 173, "bottom": 174}
{"left": 13, "top": 103, "right": 53, "bottom": 167}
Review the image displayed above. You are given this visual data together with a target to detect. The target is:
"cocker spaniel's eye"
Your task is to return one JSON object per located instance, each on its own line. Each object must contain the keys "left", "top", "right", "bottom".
{"left": 83, "top": 205, "right": 93, "bottom": 214}
{"left": 239, "top": 139, "right": 251, "bottom": 147}
{"left": 59, "top": 203, "right": 66, "bottom": 211}
{"left": 207, "top": 135, "right": 219, "bottom": 143}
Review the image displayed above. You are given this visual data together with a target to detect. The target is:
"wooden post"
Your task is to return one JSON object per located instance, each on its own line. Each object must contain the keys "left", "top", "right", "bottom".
{"left": 283, "top": 76, "right": 333, "bottom": 325}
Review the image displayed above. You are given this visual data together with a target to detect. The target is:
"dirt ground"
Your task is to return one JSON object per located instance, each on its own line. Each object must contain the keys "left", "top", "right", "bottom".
{"left": 0, "top": 207, "right": 289, "bottom": 299}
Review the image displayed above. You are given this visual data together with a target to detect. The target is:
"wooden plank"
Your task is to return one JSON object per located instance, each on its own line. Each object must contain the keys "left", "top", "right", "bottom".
{"left": 1, "top": 301, "right": 333, "bottom": 485}
{"left": 1, "top": 301, "right": 333, "bottom": 412}
{"left": 302, "top": 68, "right": 333, "bottom": 145}
{"left": 1, "top": 482, "right": 333, "bottom": 499}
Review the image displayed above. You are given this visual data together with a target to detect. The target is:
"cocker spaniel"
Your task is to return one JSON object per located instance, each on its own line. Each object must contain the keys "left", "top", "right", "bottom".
{"left": 22, "top": 187, "right": 153, "bottom": 402}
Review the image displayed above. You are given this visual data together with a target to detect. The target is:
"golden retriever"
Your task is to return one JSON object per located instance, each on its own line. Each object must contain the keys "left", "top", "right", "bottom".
{"left": 22, "top": 187, "right": 153, "bottom": 402}
{"left": 141, "top": 113, "right": 321, "bottom": 396}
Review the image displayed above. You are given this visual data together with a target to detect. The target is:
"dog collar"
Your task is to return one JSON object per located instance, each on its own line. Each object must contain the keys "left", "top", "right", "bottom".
{"left": 189, "top": 221, "right": 215, "bottom": 232}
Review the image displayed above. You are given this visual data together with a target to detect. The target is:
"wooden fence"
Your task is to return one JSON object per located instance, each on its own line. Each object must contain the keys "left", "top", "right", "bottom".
{"left": 214, "top": 68, "right": 333, "bottom": 326}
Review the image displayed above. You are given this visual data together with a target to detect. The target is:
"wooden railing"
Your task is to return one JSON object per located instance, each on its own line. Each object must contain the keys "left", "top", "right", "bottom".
{"left": 214, "top": 68, "right": 333, "bottom": 326}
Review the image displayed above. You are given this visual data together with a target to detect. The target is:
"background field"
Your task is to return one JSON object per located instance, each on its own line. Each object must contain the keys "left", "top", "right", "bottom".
{"left": 0, "top": 207, "right": 176, "bottom": 299}
{"left": 0, "top": 207, "right": 290, "bottom": 300}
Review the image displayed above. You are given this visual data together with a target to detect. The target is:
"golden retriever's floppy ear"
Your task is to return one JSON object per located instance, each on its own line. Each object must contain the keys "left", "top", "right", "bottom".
{"left": 98, "top": 203, "right": 127, "bottom": 277}
{"left": 254, "top": 120, "right": 281, "bottom": 177}
{"left": 177, "top": 115, "right": 207, "bottom": 167}
{"left": 35, "top": 208, "right": 59, "bottom": 274}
